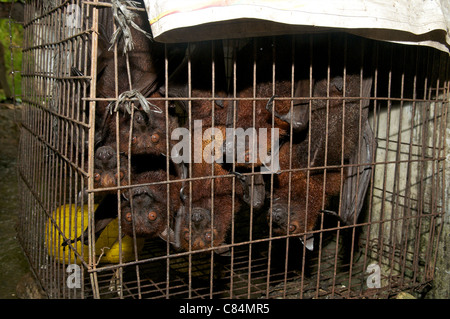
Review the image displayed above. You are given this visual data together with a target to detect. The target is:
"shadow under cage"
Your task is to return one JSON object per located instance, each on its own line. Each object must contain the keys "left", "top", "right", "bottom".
{"left": 16, "top": 0, "right": 448, "bottom": 299}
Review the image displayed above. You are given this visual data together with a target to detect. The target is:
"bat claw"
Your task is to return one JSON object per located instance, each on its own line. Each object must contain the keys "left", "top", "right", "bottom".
{"left": 215, "top": 99, "right": 225, "bottom": 108}
{"left": 179, "top": 186, "right": 188, "bottom": 203}
{"left": 231, "top": 171, "right": 244, "bottom": 180}
{"left": 265, "top": 95, "right": 278, "bottom": 111}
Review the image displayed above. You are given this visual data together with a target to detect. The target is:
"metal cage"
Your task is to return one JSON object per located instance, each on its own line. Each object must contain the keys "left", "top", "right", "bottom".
{"left": 17, "top": 0, "right": 448, "bottom": 299}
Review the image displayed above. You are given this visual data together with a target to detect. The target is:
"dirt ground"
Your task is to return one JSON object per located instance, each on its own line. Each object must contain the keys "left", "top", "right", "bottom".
{"left": 0, "top": 103, "right": 32, "bottom": 298}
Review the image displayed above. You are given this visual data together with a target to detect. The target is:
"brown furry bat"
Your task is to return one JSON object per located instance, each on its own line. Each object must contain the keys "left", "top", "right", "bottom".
{"left": 175, "top": 124, "right": 244, "bottom": 253}
{"left": 269, "top": 142, "right": 344, "bottom": 248}
{"left": 103, "top": 91, "right": 179, "bottom": 157}
{"left": 93, "top": 145, "right": 129, "bottom": 190}
{"left": 178, "top": 195, "right": 239, "bottom": 253}
{"left": 289, "top": 75, "right": 373, "bottom": 169}
{"left": 120, "top": 169, "right": 182, "bottom": 242}
{"left": 95, "top": 4, "right": 166, "bottom": 140}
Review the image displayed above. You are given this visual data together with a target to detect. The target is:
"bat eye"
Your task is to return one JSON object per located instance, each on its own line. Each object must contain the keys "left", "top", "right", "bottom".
{"left": 94, "top": 173, "right": 101, "bottom": 181}
{"left": 115, "top": 171, "right": 124, "bottom": 180}
{"left": 151, "top": 133, "right": 160, "bottom": 143}
{"left": 125, "top": 212, "right": 132, "bottom": 222}
{"left": 148, "top": 211, "right": 157, "bottom": 221}
{"left": 131, "top": 136, "right": 137, "bottom": 144}
{"left": 205, "top": 232, "right": 212, "bottom": 242}
{"left": 289, "top": 224, "right": 297, "bottom": 233}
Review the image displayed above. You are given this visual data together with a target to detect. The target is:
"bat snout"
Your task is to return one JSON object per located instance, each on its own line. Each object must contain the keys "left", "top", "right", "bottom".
{"left": 95, "top": 146, "right": 117, "bottom": 166}
{"left": 132, "top": 186, "right": 151, "bottom": 198}
{"left": 271, "top": 203, "right": 287, "bottom": 224}
{"left": 191, "top": 207, "right": 210, "bottom": 223}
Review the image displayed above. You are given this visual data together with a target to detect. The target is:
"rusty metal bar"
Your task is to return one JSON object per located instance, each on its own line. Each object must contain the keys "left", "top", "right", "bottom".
{"left": 87, "top": 0, "right": 99, "bottom": 298}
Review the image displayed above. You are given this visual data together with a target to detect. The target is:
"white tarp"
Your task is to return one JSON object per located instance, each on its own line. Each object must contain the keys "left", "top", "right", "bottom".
{"left": 143, "top": 0, "right": 450, "bottom": 54}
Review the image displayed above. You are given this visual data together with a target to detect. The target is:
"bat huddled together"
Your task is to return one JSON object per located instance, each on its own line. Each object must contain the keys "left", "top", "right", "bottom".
{"left": 67, "top": 1, "right": 375, "bottom": 257}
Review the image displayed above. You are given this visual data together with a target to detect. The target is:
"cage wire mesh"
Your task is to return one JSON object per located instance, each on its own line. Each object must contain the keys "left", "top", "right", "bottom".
{"left": 16, "top": 0, "right": 448, "bottom": 299}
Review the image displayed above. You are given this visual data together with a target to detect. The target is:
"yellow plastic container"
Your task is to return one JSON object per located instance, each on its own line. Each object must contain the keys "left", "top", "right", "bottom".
{"left": 46, "top": 204, "right": 144, "bottom": 265}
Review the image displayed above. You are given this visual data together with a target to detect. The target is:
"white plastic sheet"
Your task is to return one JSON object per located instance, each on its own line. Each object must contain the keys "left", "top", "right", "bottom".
{"left": 144, "top": 0, "right": 450, "bottom": 53}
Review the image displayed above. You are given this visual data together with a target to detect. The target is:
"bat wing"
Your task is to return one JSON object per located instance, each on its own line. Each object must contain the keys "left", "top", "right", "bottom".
{"left": 340, "top": 118, "right": 375, "bottom": 225}
{"left": 265, "top": 79, "right": 312, "bottom": 133}
{"left": 234, "top": 172, "right": 266, "bottom": 210}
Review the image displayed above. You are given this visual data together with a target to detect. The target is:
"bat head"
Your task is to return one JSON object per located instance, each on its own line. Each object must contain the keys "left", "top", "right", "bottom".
{"left": 120, "top": 185, "right": 172, "bottom": 238}
{"left": 93, "top": 145, "right": 128, "bottom": 189}
{"left": 179, "top": 207, "right": 219, "bottom": 252}
{"left": 269, "top": 199, "right": 320, "bottom": 237}
{"left": 116, "top": 107, "right": 172, "bottom": 157}
{"left": 179, "top": 196, "right": 234, "bottom": 252}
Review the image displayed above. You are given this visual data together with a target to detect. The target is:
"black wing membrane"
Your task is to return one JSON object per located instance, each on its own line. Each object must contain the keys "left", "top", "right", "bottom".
{"left": 341, "top": 118, "right": 375, "bottom": 226}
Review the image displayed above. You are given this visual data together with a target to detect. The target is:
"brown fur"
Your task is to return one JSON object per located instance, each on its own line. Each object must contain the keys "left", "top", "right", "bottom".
{"left": 96, "top": 6, "right": 164, "bottom": 107}
{"left": 95, "top": 5, "right": 177, "bottom": 151}
{"left": 104, "top": 91, "right": 179, "bottom": 156}
{"left": 120, "top": 169, "right": 182, "bottom": 238}
{"left": 270, "top": 142, "right": 343, "bottom": 236}
{"left": 221, "top": 81, "right": 291, "bottom": 168}
{"left": 93, "top": 145, "right": 130, "bottom": 190}
{"left": 179, "top": 195, "right": 238, "bottom": 252}
{"left": 177, "top": 124, "right": 244, "bottom": 251}
{"left": 293, "top": 75, "right": 371, "bottom": 168}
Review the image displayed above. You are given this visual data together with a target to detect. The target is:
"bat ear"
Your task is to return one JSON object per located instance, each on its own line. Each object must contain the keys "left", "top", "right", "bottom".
{"left": 159, "top": 226, "right": 176, "bottom": 244}
{"left": 214, "top": 244, "right": 231, "bottom": 256}
{"left": 330, "top": 76, "right": 344, "bottom": 92}
{"left": 299, "top": 234, "right": 314, "bottom": 251}
{"left": 260, "top": 142, "right": 281, "bottom": 174}
{"left": 235, "top": 173, "right": 266, "bottom": 210}
{"left": 159, "top": 84, "right": 189, "bottom": 110}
